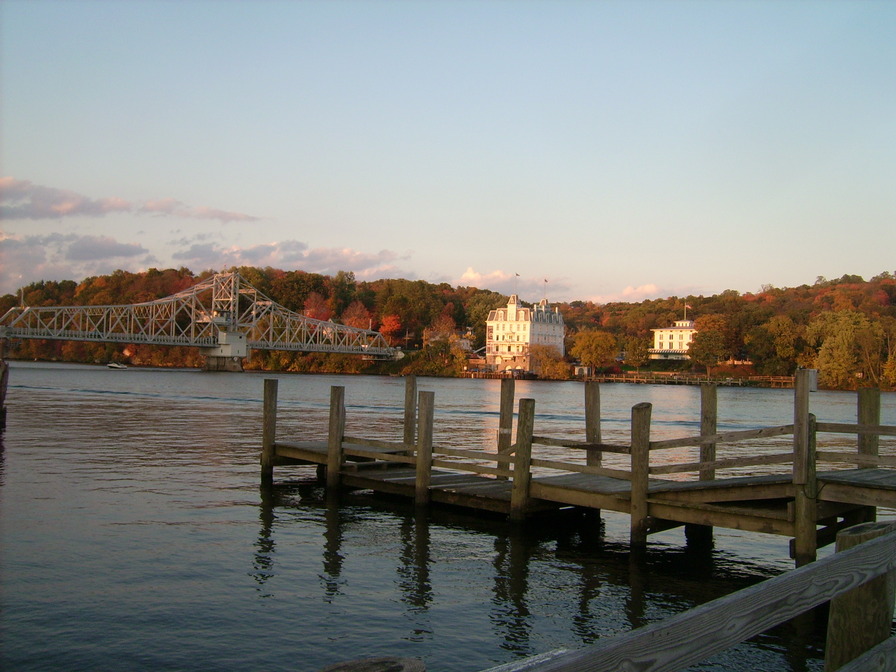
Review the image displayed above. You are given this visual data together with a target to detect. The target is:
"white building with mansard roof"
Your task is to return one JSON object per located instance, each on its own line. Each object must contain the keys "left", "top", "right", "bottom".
{"left": 485, "top": 295, "right": 565, "bottom": 373}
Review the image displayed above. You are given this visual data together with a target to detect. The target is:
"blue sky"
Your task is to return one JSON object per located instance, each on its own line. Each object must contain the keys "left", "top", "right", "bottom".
{"left": 1, "top": 0, "right": 894, "bottom": 303}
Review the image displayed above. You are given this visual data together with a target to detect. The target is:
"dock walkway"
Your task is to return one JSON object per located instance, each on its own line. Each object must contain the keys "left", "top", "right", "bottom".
{"left": 261, "top": 372, "right": 895, "bottom": 565}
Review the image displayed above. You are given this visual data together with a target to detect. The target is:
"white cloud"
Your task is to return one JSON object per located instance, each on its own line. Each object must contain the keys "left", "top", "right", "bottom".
{"left": 66, "top": 235, "right": 148, "bottom": 261}
{"left": 172, "top": 239, "right": 408, "bottom": 279}
{"left": 0, "top": 177, "right": 260, "bottom": 223}
{"left": 0, "top": 232, "right": 160, "bottom": 295}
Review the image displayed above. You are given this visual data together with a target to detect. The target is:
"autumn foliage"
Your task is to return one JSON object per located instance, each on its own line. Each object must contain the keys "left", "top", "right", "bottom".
{"left": 2, "top": 268, "right": 895, "bottom": 389}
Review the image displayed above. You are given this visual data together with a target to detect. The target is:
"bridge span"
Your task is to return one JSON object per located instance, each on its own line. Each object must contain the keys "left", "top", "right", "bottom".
{"left": 0, "top": 271, "right": 399, "bottom": 370}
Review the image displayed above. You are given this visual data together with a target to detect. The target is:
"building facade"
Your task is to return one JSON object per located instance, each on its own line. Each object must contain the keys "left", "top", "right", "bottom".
{"left": 485, "top": 295, "right": 565, "bottom": 373}
{"left": 649, "top": 319, "right": 697, "bottom": 360}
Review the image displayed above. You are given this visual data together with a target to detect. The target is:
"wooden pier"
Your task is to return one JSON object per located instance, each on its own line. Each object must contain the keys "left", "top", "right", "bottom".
{"left": 261, "top": 371, "right": 896, "bottom": 565}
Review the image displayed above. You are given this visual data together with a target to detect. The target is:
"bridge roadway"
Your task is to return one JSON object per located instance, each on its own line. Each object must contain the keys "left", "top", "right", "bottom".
{"left": 270, "top": 439, "right": 896, "bottom": 540}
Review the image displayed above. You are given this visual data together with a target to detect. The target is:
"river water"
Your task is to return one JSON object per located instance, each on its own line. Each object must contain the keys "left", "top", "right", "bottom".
{"left": 1, "top": 362, "right": 894, "bottom": 671}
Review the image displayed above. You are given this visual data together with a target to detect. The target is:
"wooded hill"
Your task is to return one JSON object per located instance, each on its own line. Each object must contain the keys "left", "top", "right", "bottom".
{"left": 2, "top": 267, "right": 894, "bottom": 389}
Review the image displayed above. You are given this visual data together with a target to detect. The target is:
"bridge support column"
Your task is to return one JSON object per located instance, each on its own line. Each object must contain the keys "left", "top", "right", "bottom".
{"left": 203, "top": 355, "right": 244, "bottom": 372}
{"left": 201, "top": 328, "right": 247, "bottom": 372}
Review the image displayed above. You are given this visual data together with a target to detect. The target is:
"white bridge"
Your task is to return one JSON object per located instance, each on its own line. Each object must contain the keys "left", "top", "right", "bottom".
{"left": 0, "top": 271, "right": 399, "bottom": 369}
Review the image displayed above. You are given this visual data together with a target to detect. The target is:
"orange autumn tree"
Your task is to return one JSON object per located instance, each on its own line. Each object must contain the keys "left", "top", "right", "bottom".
{"left": 379, "top": 314, "right": 403, "bottom": 346}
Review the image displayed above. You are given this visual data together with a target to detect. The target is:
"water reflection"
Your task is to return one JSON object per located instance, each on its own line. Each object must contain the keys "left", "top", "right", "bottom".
{"left": 253, "top": 485, "right": 277, "bottom": 597}
{"left": 250, "top": 482, "right": 828, "bottom": 670}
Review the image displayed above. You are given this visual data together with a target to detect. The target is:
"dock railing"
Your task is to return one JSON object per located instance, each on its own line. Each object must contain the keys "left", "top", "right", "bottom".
{"left": 485, "top": 522, "right": 896, "bottom": 672}
{"left": 263, "top": 373, "right": 894, "bottom": 565}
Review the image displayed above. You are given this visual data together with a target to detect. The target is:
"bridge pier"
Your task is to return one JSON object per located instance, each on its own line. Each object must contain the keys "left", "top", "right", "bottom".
{"left": 203, "top": 355, "right": 244, "bottom": 372}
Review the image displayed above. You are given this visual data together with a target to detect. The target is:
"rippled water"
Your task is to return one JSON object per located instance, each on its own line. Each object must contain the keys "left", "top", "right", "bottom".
{"left": 2, "top": 362, "right": 893, "bottom": 671}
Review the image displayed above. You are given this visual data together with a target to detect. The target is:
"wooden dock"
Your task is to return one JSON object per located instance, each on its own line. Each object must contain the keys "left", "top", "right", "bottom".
{"left": 261, "top": 371, "right": 896, "bottom": 566}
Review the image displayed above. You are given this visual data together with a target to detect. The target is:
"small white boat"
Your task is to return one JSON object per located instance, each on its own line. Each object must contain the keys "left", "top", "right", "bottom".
{"left": 107, "top": 362, "right": 128, "bottom": 370}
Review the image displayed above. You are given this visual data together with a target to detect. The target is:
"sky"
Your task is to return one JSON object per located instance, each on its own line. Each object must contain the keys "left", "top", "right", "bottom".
{"left": 1, "top": 0, "right": 894, "bottom": 304}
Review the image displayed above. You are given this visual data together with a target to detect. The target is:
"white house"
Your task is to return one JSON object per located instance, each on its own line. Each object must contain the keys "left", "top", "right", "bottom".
{"left": 485, "top": 295, "right": 565, "bottom": 373}
{"left": 649, "top": 319, "right": 697, "bottom": 360}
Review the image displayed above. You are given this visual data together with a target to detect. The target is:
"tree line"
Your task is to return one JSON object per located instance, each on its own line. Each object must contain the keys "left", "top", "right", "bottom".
{"left": 1, "top": 267, "right": 894, "bottom": 389}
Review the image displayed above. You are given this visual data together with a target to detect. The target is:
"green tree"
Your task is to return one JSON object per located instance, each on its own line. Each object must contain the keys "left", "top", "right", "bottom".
{"left": 623, "top": 337, "right": 650, "bottom": 372}
{"left": 464, "top": 290, "right": 507, "bottom": 349}
{"left": 688, "top": 330, "right": 727, "bottom": 377}
{"left": 570, "top": 330, "right": 618, "bottom": 370}
{"left": 745, "top": 315, "right": 804, "bottom": 375}
{"left": 328, "top": 270, "right": 356, "bottom": 317}
{"left": 529, "top": 344, "right": 568, "bottom": 379}
{"left": 805, "top": 310, "right": 884, "bottom": 388}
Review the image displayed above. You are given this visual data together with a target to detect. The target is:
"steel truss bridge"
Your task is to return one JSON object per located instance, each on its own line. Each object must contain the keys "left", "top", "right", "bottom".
{"left": 0, "top": 271, "right": 398, "bottom": 368}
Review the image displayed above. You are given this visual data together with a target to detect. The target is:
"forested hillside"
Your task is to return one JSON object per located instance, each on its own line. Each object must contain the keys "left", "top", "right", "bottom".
{"left": 2, "top": 267, "right": 894, "bottom": 389}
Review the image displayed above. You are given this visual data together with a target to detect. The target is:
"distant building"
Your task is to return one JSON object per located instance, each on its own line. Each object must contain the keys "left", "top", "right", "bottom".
{"left": 486, "top": 295, "right": 565, "bottom": 373}
{"left": 649, "top": 319, "right": 697, "bottom": 360}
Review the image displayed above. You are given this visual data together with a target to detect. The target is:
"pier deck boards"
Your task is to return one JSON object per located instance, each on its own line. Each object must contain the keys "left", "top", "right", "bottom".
{"left": 817, "top": 468, "right": 896, "bottom": 508}
{"left": 272, "top": 442, "right": 890, "bottom": 532}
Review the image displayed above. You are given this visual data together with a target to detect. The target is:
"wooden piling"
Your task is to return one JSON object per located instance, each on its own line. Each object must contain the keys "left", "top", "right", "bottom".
{"left": 686, "top": 384, "right": 717, "bottom": 545}
{"left": 509, "top": 398, "right": 535, "bottom": 521}
{"left": 699, "top": 384, "right": 717, "bottom": 481}
{"left": 630, "top": 402, "right": 652, "bottom": 548}
{"left": 585, "top": 381, "right": 601, "bottom": 467}
{"left": 326, "top": 386, "right": 346, "bottom": 490}
{"left": 857, "top": 387, "right": 880, "bottom": 467}
{"left": 261, "top": 378, "right": 278, "bottom": 486}
{"left": 496, "top": 378, "right": 515, "bottom": 480}
{"left": 824, "top": 521, "right": 896, "bottom": 671}
{"left": 403, "top": 375, "right": 417, "bottom": 449}
{"left": 414, "top": 391, "right": 435, "bottom": 507}
{"left": 792, "top": 369, "right": 817, "bottom": 566}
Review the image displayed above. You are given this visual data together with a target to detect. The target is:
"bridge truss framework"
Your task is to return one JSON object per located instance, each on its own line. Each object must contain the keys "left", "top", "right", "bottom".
{"left": 0, "top": 272, "right": 398, "bottom": 364}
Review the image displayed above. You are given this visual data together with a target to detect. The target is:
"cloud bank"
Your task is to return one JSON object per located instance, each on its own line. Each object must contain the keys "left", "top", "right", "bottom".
{"left": 0, "top": 231, "right": 410, "bottom": 296}
{"left": 0, "top": 177, "right": 259, "bottom": 223}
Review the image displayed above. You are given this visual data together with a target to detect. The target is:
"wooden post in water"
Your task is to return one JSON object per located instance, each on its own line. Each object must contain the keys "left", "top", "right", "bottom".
{"left": 792, "top": 369, "right": 817, "bottom": 566}
{"left": 326, "top": 386, "right": 346, "bottom": 491}
{"left": 585, "top": 381, "right": 602, "bottom": 467}
{"left": 496, "top": 378, "right": 515, "bottom": 480}
{"left": 414, "top": 391, "right": 434, "bottom": 507}
{"left": 857, "top": 387, "right": 880, "bottom": 468}
{"left": 403, "top": 375, "right": 417, "bottom": 451}
{"left": 261, "top": 378, "right": 278, "bottom": 486}
{"left": 630, "top": 402, "right": 652, "bottom": 548}
{"left": 699, "top": 384, "right": 718, "bottom": 480}
{"left": 584, "top": 381, "right": 602, "bottom": 522}
{"left": 687, "top": 384, "right": 717, "bottom": 545}
{"left": 824, "top": 521, "right": 896, "bottom": 671}
{"left": 509, "top": 398, "right": 535, "bottom": 521}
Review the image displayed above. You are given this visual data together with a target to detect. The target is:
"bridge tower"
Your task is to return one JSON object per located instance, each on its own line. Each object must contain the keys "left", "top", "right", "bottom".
{"left": 200, "top": 272, "right": 248, "bottom": 371}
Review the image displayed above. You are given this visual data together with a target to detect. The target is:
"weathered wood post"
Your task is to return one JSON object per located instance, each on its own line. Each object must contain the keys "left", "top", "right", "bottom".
{"left": 509, "top": 398, "right": 535, "bottom": 521}
{"left": 792, "top": 368, "right": 817, "bottom": 566}
{"left": 824, "top": 521, "right": 896, "bottom": 671}
{"left": 496, "top": 378, "right": 515, "bottom": 480}
{"left": 630, "top": 402, "right": 652, "bottom": 548}
{"left": 261, "top": 378, "right": 278, "bottom": 486}
{"left": 584, "top": 381, "right": 602, "bottom": 521}
{"left": 403, "top": 375, "right": 417, "bottom": 451}
{"left": 414, "top": 391, "right": 434, "bottom": 507}
{"left": 857, "top": 387, "right": 880, "bottom": 467}
{"left": 326, "top": 386, "right": 347, "bottom": 491}
{"left": 699, "top": 383, "right": 718, "bottom": 480}
{"left": 687, "top": 384, "right": 717, "bottom": 545}
{"left": 585, "top": 381, "right": 602, "bottom": 466}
